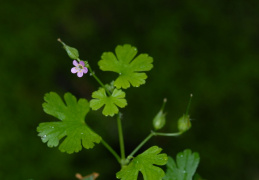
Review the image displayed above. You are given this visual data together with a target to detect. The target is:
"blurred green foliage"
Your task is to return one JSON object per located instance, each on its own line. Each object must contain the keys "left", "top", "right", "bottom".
{"left": 0, "top": 0, "right": 258, "bottom": 180}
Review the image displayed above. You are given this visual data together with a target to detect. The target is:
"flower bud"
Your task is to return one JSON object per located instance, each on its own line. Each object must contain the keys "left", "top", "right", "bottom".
{"left": 177, "top": 114, "right": 191, "bottom": 133}
{"left": 153, "top": 98, "right": 167, "bottom": 130}
{"left": 58, "top": 38, "right": 79, "bottom": 59}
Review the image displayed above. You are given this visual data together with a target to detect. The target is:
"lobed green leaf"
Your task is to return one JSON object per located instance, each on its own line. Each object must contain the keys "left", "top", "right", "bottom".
{"left": 90, "top": 88, "right": 127, "bottom": 117}
{"left": 163, "top": 149, "right": 200, "bottom": 180}
{"left": 37, "top": 92, "right": 101, "bottom": 153}
{"left": 98, "top": 44, "right": 153, "bottom": 89}
{"left": 116, "top": 146, "right": 168, "bottom": 180}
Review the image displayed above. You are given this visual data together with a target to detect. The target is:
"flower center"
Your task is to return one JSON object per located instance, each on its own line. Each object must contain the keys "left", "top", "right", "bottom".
{"left": 78, "top": 64, "right": 84, "bottom": 70}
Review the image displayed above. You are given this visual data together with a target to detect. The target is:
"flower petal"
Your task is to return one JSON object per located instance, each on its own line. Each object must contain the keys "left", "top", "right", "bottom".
{"left": 79, "top": 61, "right": 85, "bottom": 66}
{"left": 77, "top": 71, "right": 84, "bottom": 77}
{"left": 73, "top": 60, "right": 78, "bottom": 66}
{"left": 71, "top": 67, "right": 78, "bottom": 73}
{"left": 83, "top": 67, "right": 88, "bottom": 73}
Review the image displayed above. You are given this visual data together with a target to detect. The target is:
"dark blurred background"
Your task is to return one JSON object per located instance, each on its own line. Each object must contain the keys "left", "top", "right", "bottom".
{"left": 0, "top": 0, "right": 259, "bottom": 179}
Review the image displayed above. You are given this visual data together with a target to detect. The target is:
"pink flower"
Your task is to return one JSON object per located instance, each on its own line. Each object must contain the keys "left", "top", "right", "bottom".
{"left": 71, "top": 60, "right": 88, "bottom": 77}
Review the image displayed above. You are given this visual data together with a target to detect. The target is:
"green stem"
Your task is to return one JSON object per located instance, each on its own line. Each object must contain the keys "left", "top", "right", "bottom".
{"left": 126, "top": 133, "right": 154, "bottom": 161}
{"left": 57, "top": 39, "right": 109, "bottom": 95}
{"left": 77, "top": 58, "right": 111, "bottom": 96}
{"left": 101, "top": 139, "right": 121, "bottom": 164}
{"left": 126, "top": 130, "right": 182, "bottom": 162}
{"left": 117, "top": 113, "right": 126, "bottom": 165}
{"left": 152, "top": 131, "right": 182, "bottom": 137}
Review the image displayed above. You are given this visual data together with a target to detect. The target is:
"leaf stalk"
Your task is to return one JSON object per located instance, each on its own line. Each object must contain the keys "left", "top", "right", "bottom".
{"left": 117, "top": 113, "right": 126, "bottom": 166}
{"left": 101, "top": 139, "right": 121, "bottom": 164}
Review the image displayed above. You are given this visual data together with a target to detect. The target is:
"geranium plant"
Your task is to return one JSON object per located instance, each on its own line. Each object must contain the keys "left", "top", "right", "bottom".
{"left": 36, "top": 39, "right": 203, "bottom": 180}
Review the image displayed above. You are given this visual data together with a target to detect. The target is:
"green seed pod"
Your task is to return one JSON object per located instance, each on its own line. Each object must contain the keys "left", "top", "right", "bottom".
{"left": 177, "top": 114, "right": 191, "bottom": 133}
{"left": 58, "top": 38, "right": 79, "bottom": 59}
{"left": 153, "top": 110, "right": 166, "bottom": 130}
{"left": 153, "top": 98, "right": 167, "bottom": 130}
{"left": 177, "top": 94, "right": 193, "bottom": 133}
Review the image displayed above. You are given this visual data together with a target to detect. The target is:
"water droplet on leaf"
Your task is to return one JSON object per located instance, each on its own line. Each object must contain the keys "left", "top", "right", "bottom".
{"left": 41, "top": 135, "right": 47, "bottom": 140}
